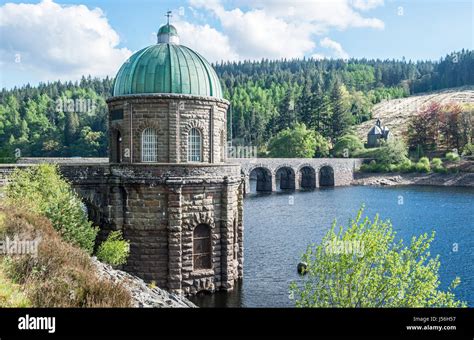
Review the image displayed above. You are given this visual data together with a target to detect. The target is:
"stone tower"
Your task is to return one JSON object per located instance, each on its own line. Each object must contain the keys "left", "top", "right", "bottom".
{"left": 105, "top": 21, "right": 243, "bottom": 295}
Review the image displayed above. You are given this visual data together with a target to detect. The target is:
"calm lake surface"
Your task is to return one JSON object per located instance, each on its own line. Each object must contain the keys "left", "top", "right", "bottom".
{"left": 189, "top": 186, "right": 474, "bottom": 307}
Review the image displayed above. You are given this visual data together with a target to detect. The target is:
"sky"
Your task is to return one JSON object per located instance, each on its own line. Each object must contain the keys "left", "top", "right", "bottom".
{"left": 0, "top": 0, "right": 472, "bottom": 89}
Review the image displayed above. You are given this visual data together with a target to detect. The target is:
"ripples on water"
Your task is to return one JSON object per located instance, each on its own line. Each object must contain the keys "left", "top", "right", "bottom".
{"left": 189, "top": 186, "right": 474, "bottom": 307}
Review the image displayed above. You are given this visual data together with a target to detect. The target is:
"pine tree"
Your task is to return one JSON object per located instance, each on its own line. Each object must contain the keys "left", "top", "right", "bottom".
{"left": 329, "top": 82, "right": 352, "bottom": 141}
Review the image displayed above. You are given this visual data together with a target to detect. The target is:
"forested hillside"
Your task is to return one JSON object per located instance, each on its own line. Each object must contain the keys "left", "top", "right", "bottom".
{"left": 0, "top": 50, "right": 472, "bottom": 160}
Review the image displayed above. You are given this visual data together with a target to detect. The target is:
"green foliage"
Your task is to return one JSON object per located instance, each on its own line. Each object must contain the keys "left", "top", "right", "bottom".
{"left": 2, "top": 51, "right": 472, "bottom": 158}
{"left": 462, "top": 143, "right": 474, "bottom": 156}
{"left": 0, "top": 259, "right": 31, "bottom": 307}
{"left": 415, "top": 157, "right": 431, "bottom": 173}
{"left": 289, "top": 208, "right": 466, "bottom": 307}
{"left": 399, "top": 159, "right": 415, "bottom": 173}
{"left": 375, "top": 139, "right": 409, "bottom": 165}
{"left": 329, "top": 83, "right": 352, "bottom": 140}
{"left": 0, "top": 77, "right": 112, "bottom": 158}
{"left": 333, "top": 134, "right": 365, "bottom": 157}
{"left": 268, "top": 123, "right": 322, "bottom": 158}
{"left": 445, "top": 152, "right": 461, "bottom": 162}
{"left": 6, "top": 164, "right": 98, "bottom": 254}
{"left": 431, "top": 157, "right": 442, "bottom": 167}
{"left": 96, "top": 231, "right": 130, "bottom": 266}
{"left": 313, "top": 132, "right": 331, "bottom": 158}
{"left": 430, "top": 158, "right": 447, "bottom": 173}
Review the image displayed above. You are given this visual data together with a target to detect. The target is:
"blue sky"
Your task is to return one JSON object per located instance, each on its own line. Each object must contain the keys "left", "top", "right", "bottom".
{"left": 0, "top": 0, "right": 472, "bottom": 89}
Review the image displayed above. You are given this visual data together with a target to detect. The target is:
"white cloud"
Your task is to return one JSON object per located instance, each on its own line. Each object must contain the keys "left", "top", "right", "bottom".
{"left": 188, "top": 0, "right": 384, "bottom": 60}
{"left": 320, "top": 37, "right": 349, "bottom": 59}
{"left": 0, "top": 0, "right": 131, "bottom": 84}
{"left": 173, "top": 20, "right": 239, "bottom": 62}
{"left": 351, "top": 0, "right": 385, "bottom": 11}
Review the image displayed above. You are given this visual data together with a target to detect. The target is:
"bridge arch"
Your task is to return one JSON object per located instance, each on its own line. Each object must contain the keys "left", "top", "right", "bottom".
{"left": 248, "top": 166, "right": 272, "bottom": 193}
{"left": 274, "top": 165, "right": 296, "bottom": 191}
{"left": 318, "top": 164, "right": 335, "bottom": 187}
{"left": 298, "top": 164, "right": 316, "bottom": 190}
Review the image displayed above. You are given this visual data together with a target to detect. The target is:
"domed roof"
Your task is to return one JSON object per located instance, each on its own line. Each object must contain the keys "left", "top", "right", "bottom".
{"left": 112, "top": 24, "right": 223, "bottom": 98}
{"left": 158, "top": 24, "right": 178, "bottom": 36}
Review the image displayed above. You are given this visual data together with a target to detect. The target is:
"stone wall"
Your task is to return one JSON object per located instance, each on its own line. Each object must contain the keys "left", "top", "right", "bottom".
{"left": 62, "top": 163, "right": 244, "bottom": 296}
{"left": 0, "top": 162, "right": 244, "bottom": 296}
{"left": 233, "top": 158, "right": 364, "bottom": 193}
{"left": 107, "top": 94, "right": 229, "bottom": 164}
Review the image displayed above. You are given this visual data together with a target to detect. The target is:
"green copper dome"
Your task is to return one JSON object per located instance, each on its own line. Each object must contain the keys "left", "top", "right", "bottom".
{"left": 112, "top": 25, "right": 223, "bottom": 98}
{"left": 158, "top": 24, "right": 178, "bottom": 36}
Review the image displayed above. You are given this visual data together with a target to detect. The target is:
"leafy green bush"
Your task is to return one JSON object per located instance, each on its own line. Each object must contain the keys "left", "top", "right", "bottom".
{"left": 461, "top": 143, "right": 474, "bottom": 156}
{"left": 96, "top": 231, "right": 130, "bottom": 266}
{"left": 433, "top": 166, "right": 448, "bottom": 174}
{"left": 431, "top": 157, "right": 442, "bottom": 167}
{"left": 431, "top": 158, "right": 446, "bottom": 173}
{"left": 333, "top": 134, "right": 365, "bottom": 157}
{"left": 289, "top": 208, "right": 466, "bottom": 307}
{"left": 388, "top": 164, "right": 400, "bottom": 172}
{"left": 6, "top": 164, "right": 98, "bottom": 254}
{"left": 268, "top": 123, "right": 329, "bottom": 158}
{"left": 414, "top": 157, "right": 430, "bottom": 173}
{"left": 445, "top": 152, "right": 460, "bottom": 162}
{"left": 399, "top": 159, "right": 415, "bottom": 173}
{"left": 374, "top": 138, "right": 409, "bottom": 166}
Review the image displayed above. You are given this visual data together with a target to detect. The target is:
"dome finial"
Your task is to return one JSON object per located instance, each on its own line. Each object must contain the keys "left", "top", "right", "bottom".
{"left": 157, "top": 11, "right": 179, "bottom": 44}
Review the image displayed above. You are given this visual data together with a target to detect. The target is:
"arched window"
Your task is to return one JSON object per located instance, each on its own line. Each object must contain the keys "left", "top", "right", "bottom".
{"left": 193, "top": 224, "right": 211, "bottom": 270}
{"left": 187, "top": 128, "right": 202, "bottom": 162}
{"left": 141, "top": 128, "right": 157, "bottom": 162}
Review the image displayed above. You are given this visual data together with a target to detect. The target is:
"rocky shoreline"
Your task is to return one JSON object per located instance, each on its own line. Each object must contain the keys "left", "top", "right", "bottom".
{"left": 92, "top": 258, "right": 197, "bottom": 308}
{"left": 352, "top": 172, "right": 474, "bottom": 187}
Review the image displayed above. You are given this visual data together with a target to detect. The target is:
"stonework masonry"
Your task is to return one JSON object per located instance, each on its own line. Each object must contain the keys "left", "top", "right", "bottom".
{"left": 0, "top": 156, "right": 364, "bottom": 296}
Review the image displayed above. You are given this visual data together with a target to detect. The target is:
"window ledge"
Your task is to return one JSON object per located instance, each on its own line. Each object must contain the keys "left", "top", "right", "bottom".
{"left": 190, "top": 269, "right": 214, "bottom": 277}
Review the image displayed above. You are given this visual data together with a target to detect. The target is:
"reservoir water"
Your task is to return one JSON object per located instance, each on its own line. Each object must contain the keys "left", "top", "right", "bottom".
{"left": 189, "top": 186, "right": 474, "bottom": 307}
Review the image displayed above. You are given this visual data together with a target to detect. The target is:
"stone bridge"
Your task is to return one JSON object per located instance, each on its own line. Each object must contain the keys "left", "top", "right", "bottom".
{"left": 232, "top": 158, "right": 364, "bottom": 194}
{"left": 0, "top": 157, "right": 364, "bottom": 196}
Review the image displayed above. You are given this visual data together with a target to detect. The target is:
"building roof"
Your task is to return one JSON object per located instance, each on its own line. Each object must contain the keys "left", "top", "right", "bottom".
{"left": 112, "top": 24, "right": 223, "bottom": 98}
{"left": 368, "top": 125, "right": 383, "bottom": 135}
{"left": 158, "top": 24, "right": 178, "bottom": 36}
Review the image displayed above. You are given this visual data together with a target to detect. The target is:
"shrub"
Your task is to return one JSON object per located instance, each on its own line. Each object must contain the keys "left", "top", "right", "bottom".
{"left": 6, "top": 164, "right": 98, "bottom": 254}
{"left": 268, "top": 123, "right": 327, "bottom": 158}
{"left": 419, "top": 156, "right": 430, "bottom": 165}
{"left": 415, "top": 160, "right": 431, "bottom": 173}
{"left": 289, "top": 208, "right": 466, "bottom": 307}
{"left": 431, "top": 158, "right": 446, "bottom": 173}
{"left": 375, "top": 139, "right": 409, "bottom": 165}
{"left": 389, "top": 164, "right": 400, "bottom": 172}
{"left": 445, "top": 152, "right": 460, "bottom": 162}
{"left": 461, "top": 143, "right": 474, "bottom": 156}
{"left": 333, "top": 134, "right": 365, "bottom": 157}
{"left": 96, "top": 231, "right": 130, "bottom": 266}
{"left": 0, "top": 205, "right": 132, "bottom": 307}
{"left": 433, "top": 166, "right": 448, "bottom": 174}
{"left": 400, "top": 159, "right": 414, "bottom": 173}
{"left": 431, "top": 158, "right": 443, "bottom": 167}
{"left": 0, "top": 260, "right": 31, "bottom": 307}
{"left": 360, "top": 160, "right": 383, "bottom": 173}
